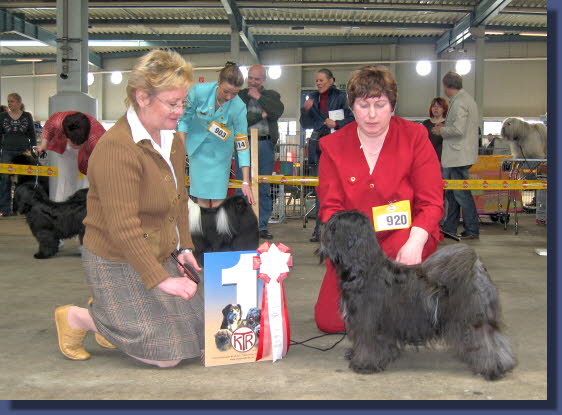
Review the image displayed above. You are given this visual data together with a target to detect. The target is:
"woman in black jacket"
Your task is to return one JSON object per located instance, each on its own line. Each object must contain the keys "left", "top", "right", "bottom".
{"left": 300, "top": 69, "right": 354, "bottom": 241}
{"left": 0, "top": 93, "right": 36, "bottom": 217}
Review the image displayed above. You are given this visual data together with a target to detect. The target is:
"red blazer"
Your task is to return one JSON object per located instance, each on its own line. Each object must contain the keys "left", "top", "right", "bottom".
{"left": 317, "top": 117, "right": 444, "bottom": 260}
{"left": 42, "top": 111, "right": 106, "bottom": 175}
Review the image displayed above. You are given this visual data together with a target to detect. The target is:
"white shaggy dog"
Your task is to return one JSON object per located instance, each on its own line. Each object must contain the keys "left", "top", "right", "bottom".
{"left": 501, "top": 117, "right": 547, "bottom": 159}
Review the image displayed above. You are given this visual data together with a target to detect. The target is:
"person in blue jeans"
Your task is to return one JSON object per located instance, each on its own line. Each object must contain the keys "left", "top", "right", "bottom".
{"left": 432, "top": 72, "right": 480, "bottom": 239}
{"left": 237, "top": 65, "right": 284, "bottom": 240}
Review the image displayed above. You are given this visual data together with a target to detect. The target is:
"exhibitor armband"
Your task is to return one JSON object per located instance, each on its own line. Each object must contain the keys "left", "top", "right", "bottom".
{"left": 234, "top": 134, "right": 249, "bottom": 151}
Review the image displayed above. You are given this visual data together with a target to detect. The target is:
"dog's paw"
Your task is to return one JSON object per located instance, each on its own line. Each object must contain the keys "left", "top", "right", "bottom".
{"left": 34, "top": 252, "right": 53, "bottom": 259}
{"left": 349, "top": 360, "right": 384, "bottom": 374}
{"left": 344, "top": 348, "right": 354, "bottom": 360}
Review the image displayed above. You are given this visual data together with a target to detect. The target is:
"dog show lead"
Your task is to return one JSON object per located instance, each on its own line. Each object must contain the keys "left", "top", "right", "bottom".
{"left": 314, "top": 65, "right": 444, "bottom": 334}
{"left": 54, "top": 49, "right": 204, "bottom": 368}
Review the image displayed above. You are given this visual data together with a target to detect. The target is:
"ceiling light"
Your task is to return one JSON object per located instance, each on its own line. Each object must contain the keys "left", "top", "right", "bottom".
{"left": 0, "top": 40, "right": 47, "bottom": 47}
{"left": 519, "top": 32, "right": 547, "bottom": 37}
{"left": 416, "top": 60, "right": 431, "bottom": 76}
{"left": 485, "top": 31, "right": 505, "bottom": 35}
{"left": 455, "top": 59, "right": 471, "bottom": 76}
{"left": 110, "top": 71, "right": 122, "bottom": 85}
{"left": 15, "top": 58, "right": 43, "bottom": 62}
{"left": 239, "top": 66, "right": 248, "bottom": 79}
{"left": 268, "top": 65, "right": 282, "bottom": 80}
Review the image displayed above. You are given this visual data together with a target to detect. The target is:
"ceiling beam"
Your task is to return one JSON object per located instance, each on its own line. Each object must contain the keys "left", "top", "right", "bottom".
{"left": 220, "top": 0, "right": 259, "bottom": 61}
{"left": 435, "top": 0, "right": 513, "bottom": 54}
{"left": 0, "top": 9, "right": 103, "bottom": 68}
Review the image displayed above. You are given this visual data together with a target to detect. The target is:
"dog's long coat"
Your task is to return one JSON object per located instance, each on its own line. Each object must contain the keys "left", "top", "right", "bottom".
{"left": 318, "top": 210, "right": 517, "bottom": 380}
{"left": 14, "top": 182, "right": 87, "bottom": 259}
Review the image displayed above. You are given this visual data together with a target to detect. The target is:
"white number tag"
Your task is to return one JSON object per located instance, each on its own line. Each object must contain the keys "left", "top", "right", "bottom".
{"left": 208, "top": 121, "right": 231, "bottom": 141}
{"left": 372, "top": 200, "right": 412, "bottom": 232}
{"left": 234, "top": 135, "right": 249, "bottom": 152}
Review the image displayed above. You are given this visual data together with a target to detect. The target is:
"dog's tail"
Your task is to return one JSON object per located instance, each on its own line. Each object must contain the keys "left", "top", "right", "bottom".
{"left": 216, "top": 203, "right": 233, "bottom": 238}
{"left": 188, "top": 198, "right": 203, "bottom": 235}
{"left": 422, "top": 243, "right": 479, "bottom": 290}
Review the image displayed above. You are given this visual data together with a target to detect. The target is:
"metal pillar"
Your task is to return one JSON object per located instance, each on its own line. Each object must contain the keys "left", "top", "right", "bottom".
{"left": 230, "top": 30, "right": 240, "bottom": 63}
{"left": 48, "top": 0, "right": 97, "bottom": 200}
{"left": 472, "top": 26, "right": 486, "bottom": 131}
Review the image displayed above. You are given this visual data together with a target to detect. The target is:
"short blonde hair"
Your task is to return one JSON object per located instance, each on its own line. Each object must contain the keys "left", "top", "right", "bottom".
{"left": 125, "top": 49, "right": 193, "bottom": 110}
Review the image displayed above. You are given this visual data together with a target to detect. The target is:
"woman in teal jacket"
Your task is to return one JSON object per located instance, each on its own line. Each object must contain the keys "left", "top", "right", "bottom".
{"left": 177, "top": 63, "right": 254, "bottom": 208}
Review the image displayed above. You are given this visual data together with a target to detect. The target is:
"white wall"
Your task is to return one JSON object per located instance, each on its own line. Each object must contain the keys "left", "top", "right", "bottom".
{"left": 0, "top": 40, "right": 547, "bottom": 123}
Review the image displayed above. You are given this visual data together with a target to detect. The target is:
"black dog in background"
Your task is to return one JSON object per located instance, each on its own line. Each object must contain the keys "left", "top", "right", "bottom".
{"left": 13, "top": 182, "right": 87, "bottom": 259}
{"left": 317, "top": 210, "right": 517, "bottom": 380}
{"left": 188, "top": 195, "right": 259, "bottom": 265}
{"left": 9, "top": 152, "right": 50, "bottom": 213}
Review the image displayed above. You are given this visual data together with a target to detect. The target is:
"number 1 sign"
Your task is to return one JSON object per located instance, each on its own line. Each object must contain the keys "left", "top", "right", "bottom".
{"left": 203, "top": 250, "right": 270, "bottom": 367}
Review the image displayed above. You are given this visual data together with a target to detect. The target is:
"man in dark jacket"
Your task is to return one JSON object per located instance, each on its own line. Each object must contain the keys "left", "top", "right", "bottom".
{"left": 237, "top": 65, "right": 285, "bottom": 240}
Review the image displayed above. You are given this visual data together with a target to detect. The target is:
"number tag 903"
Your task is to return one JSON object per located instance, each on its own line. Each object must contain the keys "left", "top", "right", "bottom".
{"left": 372, "top": 200, "right": 412, "bottom": 232}
{"left": 208, "top": 121, "right": 231, "bottom": 141}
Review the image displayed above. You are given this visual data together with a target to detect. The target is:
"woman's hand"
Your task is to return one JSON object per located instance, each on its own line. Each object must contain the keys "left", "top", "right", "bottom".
{"left": 324, "top": 118, "right": 337, "bottom": 129}
{"left": 241, "top": 182, "right": 255, "bottom": 205}
{"left": 156, "top": 276, "right": 198, "bottom": 300}
{"left": 395, "top": 226, "right": 428, "bottom": 266}
{"left": 303, "top": 99, "right": 314, "bottom": 112}
{"left": 177, "top": 250, "right": 201, "bottom": 276}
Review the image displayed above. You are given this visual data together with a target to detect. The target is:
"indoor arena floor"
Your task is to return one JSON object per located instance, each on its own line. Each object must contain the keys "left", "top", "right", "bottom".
{"left": 0, "top": 212, "right": 548, "bottom": 401}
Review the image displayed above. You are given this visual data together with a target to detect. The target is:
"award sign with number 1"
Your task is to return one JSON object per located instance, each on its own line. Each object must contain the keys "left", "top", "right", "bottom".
{"left": 203, "top": 251, "right": 271, "bottom": 367}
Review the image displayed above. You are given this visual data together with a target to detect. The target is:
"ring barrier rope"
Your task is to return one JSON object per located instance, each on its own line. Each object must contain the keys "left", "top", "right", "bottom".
{"left": 2, "top": 164, "right": 547, "bottom": 190}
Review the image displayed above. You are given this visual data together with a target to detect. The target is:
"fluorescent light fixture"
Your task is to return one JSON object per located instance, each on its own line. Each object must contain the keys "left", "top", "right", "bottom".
{"left": 455, "top": 59, "right": 471, "bottom": 76}
{"left": 239, "top": 65, "right": 248, "bottom": 80}
{"left": 268, "top": 65, "right": 282, "bottom": 80}
{"left": 110, "top": 71, "right": 122, "bottom": 85}
{"left": 88, "top": 72, "right": 95, "bottom": 86}
{"left": 15, "top": 58, "right": 43, "bottom": 62}
{"left": 89, "top": 40, "right": 145, "bottom": 46}
{"left": 485, "top": 31, "right": 505, "bottom": 35}
{"left": 519, "top": 32, "right": 547, "bottom": 37}
{"left": 416, "top": 60, "right": 431, "bottom": 76}
{"left": 0, "top": 40, "right": 47, "bottom": 47}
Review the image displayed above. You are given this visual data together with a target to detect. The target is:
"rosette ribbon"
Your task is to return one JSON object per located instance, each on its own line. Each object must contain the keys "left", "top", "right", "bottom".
{"left": 253, "top": 241, "right": 293, "bottom": 362}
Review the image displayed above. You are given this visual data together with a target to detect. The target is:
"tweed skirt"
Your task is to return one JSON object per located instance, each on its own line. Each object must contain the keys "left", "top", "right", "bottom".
{"left": 81, "top": 246, "right": 204, "bottom": 361}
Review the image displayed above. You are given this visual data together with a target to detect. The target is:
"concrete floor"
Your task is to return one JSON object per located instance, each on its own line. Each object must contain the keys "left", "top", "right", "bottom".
{"left": 0, "top": 212, "right": 547, "bottom": 400}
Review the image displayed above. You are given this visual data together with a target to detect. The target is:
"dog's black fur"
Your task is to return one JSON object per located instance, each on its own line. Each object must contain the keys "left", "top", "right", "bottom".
{"left": 189, "top": 195, "right": 259, "bottom": 265}
{"left": 9, "top": 152, "right": 50, "bottom": 212}
{"left": 13, "top": 182, "right": 88, "bottom": 259}
{"left": 241, "top": 307, "right": 261, "bottom": 343}
{"left": 317, "top": 210, "right": 517, "bottom": 380}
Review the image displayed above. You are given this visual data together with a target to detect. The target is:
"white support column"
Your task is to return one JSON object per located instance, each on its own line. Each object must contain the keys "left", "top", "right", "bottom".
{"left": 231, "top": 30, "right": 240, "bottom": 63}
{"left": 472, "top": 26, "right": 486, "bottom": 132}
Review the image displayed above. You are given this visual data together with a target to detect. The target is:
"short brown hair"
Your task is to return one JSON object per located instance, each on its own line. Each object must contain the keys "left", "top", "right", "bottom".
{"left": 428, "top": 97, "right": 449, "bottom": 118}
{"left": 62, "top": 112, "right": 91, "bottom": 146}
{"left": 442, "top": 71, "right": 463, "bottom": 90}
{"left": 219, "top": 62, "right": 244, "bottom": 88}
{"left": 346, "top": 65, "right": 397, "bottom": 110}
{"left": 125, "top": 49, "right": 193, "bottom": 110}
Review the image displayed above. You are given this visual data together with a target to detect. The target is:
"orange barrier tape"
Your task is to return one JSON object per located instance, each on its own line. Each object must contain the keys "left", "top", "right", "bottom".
{"left": 0, "top": 163, "right": 58, "bottom": 176}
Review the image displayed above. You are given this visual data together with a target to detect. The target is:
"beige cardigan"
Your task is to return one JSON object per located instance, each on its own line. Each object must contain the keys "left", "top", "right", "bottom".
{"left": 83, "top": 115, "right": 193, "bottom": 290}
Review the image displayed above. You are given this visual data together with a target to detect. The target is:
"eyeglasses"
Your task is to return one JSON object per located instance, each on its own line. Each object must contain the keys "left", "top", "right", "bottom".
{"left": 155, "top": 96, "right": 188, "bottom": 113}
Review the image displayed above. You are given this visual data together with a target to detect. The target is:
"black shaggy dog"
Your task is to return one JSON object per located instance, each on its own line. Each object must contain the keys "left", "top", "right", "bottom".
{"left": 9, "top": 152, "right": 50, "bottom": 213}
{"left": 14, "top": 182, "right": 88, "bottom": 259}
{"left": 317, "top": 210, "right": 517, "bottom": 380}
{"left": 188, "top": 196, "right": 259, "bottom": 265}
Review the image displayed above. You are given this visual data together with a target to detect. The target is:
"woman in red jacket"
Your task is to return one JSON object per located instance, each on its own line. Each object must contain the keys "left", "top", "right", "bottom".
{"left": 315, "top": 65, "right": 444, "bottom": 333}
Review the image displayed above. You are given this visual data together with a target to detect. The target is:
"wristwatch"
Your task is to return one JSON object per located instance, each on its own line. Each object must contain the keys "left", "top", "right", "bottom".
{"left": 179, "top": 248, "right": 193, "bottom": 255}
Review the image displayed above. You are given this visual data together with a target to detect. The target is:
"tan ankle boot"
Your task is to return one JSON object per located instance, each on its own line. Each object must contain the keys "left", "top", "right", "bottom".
{"left": 54, "top": 305, "right": 91, "bottom": 360}
{"left": 87, "top": 297, "right": 116, "bottom": 349}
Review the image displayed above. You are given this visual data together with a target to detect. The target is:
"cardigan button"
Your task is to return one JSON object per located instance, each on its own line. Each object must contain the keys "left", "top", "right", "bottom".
{"left": 143, "top": 233, "right": 148, "bottom": 238}
{"left": 369, "top": 183, "right": 374, "bottom": 188}
{"left": 169, "top": 217, "right": 175, "bottom": 222}
{"left": 350, "top": 177, "right": 356, "bottom": 182}
{"left": 165, "top": 175, "right": 172, "bottom": 182}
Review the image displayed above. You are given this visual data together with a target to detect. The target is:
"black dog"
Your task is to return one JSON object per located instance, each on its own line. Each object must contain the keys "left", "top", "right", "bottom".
{"left": 189, "top": 196, "right": 259, "bottom": 265}
{"left": 13, "top": 182, "right": 88, "bottom": 259}
{"left": 317, "top": 210, "right": 517, "bottom": 380}
{"left": 9, "top": 152, "right": 50, "bottom": 212}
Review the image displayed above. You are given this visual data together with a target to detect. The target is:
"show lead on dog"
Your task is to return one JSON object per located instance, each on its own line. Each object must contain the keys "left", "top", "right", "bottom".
{"left": 300, "top": 68, "right": 354, "bottom": 242}
{"left": 432, "top": 71, "right": 480, "bottom": 240}
{"left": 36, "top": 111, "right": 106, "bottom": 201}
{"left": 177, "top": 62, "right": 254, "bottom": 209}
{"left": 54, "top": 49, "right": 204, "bottom": 368}
{"left": 236, "top": 64, "right": 285, "bottom": 240}
{"left": 0, "top": 93, "right": 36, "bottom": 218}
{"left": 314, "top": 65, "right": 444, "bottom": 334}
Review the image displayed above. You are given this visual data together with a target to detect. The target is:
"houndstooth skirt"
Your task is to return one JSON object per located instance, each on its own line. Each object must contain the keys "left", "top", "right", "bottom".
{"left": 81, "top": 246, "right": 204, "bottom": 361}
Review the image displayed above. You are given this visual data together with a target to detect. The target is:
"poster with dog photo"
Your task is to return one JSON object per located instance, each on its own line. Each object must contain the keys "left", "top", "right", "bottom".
{"left": 203, "top": 250, "right": 271, "bottom": 367}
